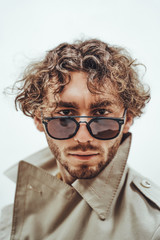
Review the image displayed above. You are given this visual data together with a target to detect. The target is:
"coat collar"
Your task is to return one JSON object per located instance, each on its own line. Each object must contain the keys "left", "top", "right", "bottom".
{"left": 5, "top": 133, "right": 131, "bottom": 220}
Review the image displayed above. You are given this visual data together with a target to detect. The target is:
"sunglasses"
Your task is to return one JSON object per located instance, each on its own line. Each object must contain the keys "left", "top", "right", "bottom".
{"left": 42, "top": 109, "right": 127, "bottom": 140}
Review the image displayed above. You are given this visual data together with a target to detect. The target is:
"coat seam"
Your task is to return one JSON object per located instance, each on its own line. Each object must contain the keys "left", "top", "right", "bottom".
{"left": 150, "top": 225, "right": 160, "bottom": 240}
{"left": 10, "top": 168, "right": 28, "bottom": 239}
{"left": 105, "top": 137, "right": 131, "bottom": 216}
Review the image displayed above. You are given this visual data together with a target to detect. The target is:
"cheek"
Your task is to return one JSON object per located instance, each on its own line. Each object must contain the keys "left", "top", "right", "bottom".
{"left": 46, "top": 136, "right": 70, "bottom": 156}
{"left": 48, "top": 138, "right": 61, "bottom": 150}
{"left": 100, "top": 134, "right": 122, "bottom": 155}
{"left": 45, "top": 135, "right": 60, "bottom": 155}
{"left": 100, "top": 139, "right": 116, "bottom": 152}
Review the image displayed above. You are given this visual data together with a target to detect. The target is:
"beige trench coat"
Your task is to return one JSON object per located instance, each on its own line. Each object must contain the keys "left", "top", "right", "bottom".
{"left": 0, "top": 134, "right": 160, "bottom": 240}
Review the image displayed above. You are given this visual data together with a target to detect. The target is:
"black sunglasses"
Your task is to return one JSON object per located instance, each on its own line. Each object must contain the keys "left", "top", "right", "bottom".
{"left": 42, "top": 109, "right": 127, "bottom": 140}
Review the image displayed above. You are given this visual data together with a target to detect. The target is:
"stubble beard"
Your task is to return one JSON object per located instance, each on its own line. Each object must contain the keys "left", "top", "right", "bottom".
{"left": 47, "top": 137, "right": 122, "bottom": 179}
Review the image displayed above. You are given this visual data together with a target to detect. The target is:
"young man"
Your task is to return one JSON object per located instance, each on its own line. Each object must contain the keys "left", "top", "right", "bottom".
{"left": 1, "top": 39, "right": 160, "bottom": 239}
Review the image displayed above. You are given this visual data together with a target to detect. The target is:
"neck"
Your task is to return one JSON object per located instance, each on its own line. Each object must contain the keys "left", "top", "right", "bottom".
{"left": 56, "top": 161, "right": 76, "bottom": 185}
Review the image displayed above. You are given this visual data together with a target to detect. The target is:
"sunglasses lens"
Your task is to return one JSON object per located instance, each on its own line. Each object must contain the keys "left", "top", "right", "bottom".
{"left": 90, "top": 119, "right": 120, "bottom": 140}
{"left": 47, "top": 118, "right": 77, "bottom": 139}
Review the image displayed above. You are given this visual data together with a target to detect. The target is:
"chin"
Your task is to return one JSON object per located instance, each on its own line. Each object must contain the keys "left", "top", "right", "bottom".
{"left": 65, "top": 162, "right": 107, "bottom": 179}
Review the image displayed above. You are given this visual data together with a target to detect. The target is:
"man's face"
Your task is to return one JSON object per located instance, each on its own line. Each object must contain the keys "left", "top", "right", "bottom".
{"left": 35, "top": 72, "right": 132, "bottom": 181}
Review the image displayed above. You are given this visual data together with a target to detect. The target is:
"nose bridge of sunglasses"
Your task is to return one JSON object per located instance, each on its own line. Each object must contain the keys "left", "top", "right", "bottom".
{"left": 77, "top": 116, "right": 91, "bottom": 125}
{"left": 74, "top": 117, "right": 94, "bottom": 141}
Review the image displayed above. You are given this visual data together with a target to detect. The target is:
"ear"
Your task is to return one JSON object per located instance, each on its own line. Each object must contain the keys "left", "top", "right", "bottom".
{"left": 34, "top": 115, "right": 44, "bottom": 132}
{"left": 123, "top": 113, "right": 133, "bottom": 134}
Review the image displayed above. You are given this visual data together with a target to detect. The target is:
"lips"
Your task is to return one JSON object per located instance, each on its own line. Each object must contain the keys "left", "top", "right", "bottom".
{"left": 68, "top": 152, "right": 99, "bottom": 161}
{"left": 69, "top": 151, "right": 98, "bottom": 155}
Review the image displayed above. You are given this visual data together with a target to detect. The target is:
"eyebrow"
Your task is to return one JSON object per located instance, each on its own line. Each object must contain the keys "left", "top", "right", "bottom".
{"left": 56, "top": 101, "right": 79, "bottom": 109}
{"left": 89, "top": 100, "right": 114, "bottom": 109}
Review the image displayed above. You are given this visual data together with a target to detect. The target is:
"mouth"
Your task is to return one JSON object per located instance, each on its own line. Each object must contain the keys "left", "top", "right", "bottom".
{"left": 68, "top": 152, "right": 99, "bottom": 161}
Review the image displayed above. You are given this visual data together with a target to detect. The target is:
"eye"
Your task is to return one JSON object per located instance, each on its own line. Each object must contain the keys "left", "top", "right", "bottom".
{"left": 92, "top": 109, "right": 110, "bottom": 116}
{"left": 57, "top": 109, "right": 75, "bottom": 116}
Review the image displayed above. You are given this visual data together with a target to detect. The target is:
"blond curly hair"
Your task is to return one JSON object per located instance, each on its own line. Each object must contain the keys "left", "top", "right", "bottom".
{"left": 13, "top": 39, "right": 150, "bottom": 118}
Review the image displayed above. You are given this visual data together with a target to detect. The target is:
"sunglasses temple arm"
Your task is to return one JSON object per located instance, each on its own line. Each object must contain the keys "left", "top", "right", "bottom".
{"left": 123, "top": 109, "right": 127, "bottom": 118}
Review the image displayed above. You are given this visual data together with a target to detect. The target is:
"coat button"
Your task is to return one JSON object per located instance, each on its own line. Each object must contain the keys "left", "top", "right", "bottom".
{"left": 141, "top": 180, "right": 151, "bottom": 188}
{"left": 27, "top": 184, "right": 33, "bottom": 190}
{"left": 99, "top": 214, "right": 106, "bottom": 220}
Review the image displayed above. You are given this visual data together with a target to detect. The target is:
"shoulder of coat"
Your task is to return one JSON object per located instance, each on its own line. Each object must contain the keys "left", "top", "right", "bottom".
{"left": 129, "top": 168, "right": 160, "bottom": 210}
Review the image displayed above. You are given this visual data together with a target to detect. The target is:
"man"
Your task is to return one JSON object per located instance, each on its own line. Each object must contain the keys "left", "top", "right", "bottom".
{"left": 1, "top": 39, "right": 160, "bottom": 239}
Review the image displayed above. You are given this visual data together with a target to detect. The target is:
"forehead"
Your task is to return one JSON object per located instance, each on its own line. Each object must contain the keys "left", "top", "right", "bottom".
{"left": 46, "top": 71, "right": 122, "bottom": 109}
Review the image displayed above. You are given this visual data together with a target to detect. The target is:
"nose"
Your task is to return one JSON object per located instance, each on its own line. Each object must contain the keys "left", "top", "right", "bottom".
{"left": 73, "top": 121, "right": 93, "bottom": 143}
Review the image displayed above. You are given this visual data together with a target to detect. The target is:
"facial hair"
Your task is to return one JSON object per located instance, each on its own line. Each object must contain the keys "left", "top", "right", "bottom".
{"left": 46, "top": 137, "right": 122, "bottom": 179}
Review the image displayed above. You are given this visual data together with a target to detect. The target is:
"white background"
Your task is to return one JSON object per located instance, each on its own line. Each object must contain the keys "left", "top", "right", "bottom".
{"left": 0, "top": 0, "right": 160, "bottom": 212}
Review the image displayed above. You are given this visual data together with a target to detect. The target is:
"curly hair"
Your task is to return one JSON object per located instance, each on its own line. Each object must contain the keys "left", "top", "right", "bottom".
{"left": 13, "top": 39, "right": 150, "bottom": 118}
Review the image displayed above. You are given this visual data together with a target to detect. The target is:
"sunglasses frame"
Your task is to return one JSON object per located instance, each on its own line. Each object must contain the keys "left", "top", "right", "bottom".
{"left": 42, "top": 109, "right": 127, "bottom": 140}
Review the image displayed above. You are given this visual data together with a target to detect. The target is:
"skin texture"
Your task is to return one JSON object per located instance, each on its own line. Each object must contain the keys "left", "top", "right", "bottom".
{"left": 34, "top": 72, "right": 133, "bottom": 184}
